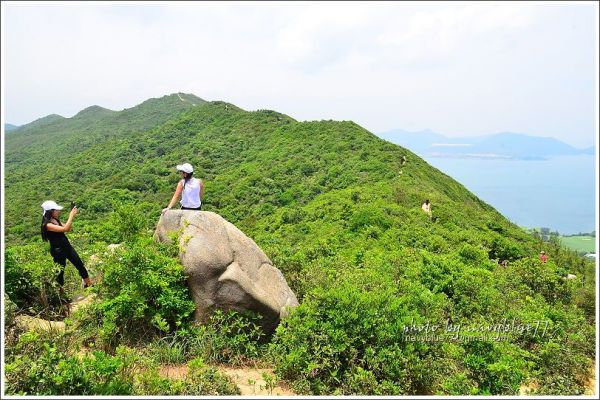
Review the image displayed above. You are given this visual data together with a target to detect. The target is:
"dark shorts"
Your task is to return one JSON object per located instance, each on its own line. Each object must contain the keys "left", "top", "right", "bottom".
{"left": 181, "top": 205, "right": 202, "bottom": 210}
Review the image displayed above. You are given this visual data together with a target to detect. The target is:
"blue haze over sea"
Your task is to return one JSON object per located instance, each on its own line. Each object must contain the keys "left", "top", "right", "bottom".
{"left": 424, "top": 155, "right": 596, "bottom": 235}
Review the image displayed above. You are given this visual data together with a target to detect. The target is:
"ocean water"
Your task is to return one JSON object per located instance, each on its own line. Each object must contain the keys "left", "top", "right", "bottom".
{"left": 423, "top": 155, "right": 597, "bottom": 235}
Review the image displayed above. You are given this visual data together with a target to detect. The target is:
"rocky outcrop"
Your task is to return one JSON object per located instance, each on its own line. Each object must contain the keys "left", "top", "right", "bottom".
{"left": 154, "top": 210, "right": 298, "bottom": 332}
{"left": 15, "top": 315, "right": 66, "bottom": 332}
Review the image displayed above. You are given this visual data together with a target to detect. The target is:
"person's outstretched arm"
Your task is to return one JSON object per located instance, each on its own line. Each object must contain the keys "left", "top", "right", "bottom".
{"left": 163, "top": 181, "right": 184, "bottom": 213}
{"left": 46, "top": 207, "right": 78, "bottom": 233}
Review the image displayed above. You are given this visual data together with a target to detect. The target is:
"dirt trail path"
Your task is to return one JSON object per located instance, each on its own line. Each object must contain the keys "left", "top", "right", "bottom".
{"left": 70, "top": 293, "right": 95, "bottom": 313}
{"left": 158, "top": 364, "right": 295, "bottom": 396}
{"left": 14, "top": 293, "right": 95, "bottom": 332}
{"left": 218, "top": 366, "right": 295, "bottom": 396}
{"left": 176, "top": 92, "right": 197, "bottom": 106}
{"left": 519, "top": 363, "right": 596, "bottom": 396}
{"left": 584, "top": 364, "right": 597, "bottom": 395}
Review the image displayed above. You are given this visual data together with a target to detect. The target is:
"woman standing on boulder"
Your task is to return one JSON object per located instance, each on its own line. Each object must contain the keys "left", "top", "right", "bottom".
{"left": 163, "top": 163, "right": 204, "bottom": 212}
{"left": 41, "top": 200, "right": 92, "bottom": 290}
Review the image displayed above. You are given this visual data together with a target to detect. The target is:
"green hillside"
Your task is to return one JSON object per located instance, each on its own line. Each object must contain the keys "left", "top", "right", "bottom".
{"left": 3, "top": 95, "right": 596, "bottom": 395}
{"left": 5, "top": 93, "right": 205, "bottom": 174}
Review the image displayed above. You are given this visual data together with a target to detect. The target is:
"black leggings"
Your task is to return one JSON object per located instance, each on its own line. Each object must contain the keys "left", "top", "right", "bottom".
{"left": 50, "top": 245, "right": 89, "bottom": 286}
{"left": 181, "top": 206, "right": 202, "bottom": 210}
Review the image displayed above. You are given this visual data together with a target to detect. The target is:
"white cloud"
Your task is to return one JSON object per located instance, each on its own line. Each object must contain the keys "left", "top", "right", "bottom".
{"left": 375, "top": 3, "right": 533, "bottom": 68}
{"left": 275, "top": 3, "right": 373, "bottom": 70}
{"left": 1, "top": 2, "right": 597, "bottom": 147}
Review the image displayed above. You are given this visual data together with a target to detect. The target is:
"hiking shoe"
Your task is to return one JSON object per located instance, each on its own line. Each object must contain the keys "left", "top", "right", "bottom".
{"left": 59, "top": 294, "right": 72, "bottom": 303}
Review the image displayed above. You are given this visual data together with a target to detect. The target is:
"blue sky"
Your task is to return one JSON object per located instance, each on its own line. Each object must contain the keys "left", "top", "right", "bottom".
{"left": 2, "top": 1, "right": 598, "bottom": 147}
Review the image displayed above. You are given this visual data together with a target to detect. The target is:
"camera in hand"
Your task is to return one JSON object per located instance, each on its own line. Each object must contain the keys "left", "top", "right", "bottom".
{"left": 70, "top": 201, "right": 77, "bottom": 209}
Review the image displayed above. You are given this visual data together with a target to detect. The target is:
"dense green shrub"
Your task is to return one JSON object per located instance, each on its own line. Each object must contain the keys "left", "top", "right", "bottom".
{"left": 509, "top": 258, "right": 570, "bottom": 304}
{"left": 4, "top": 248, "right": 39, "bottom": 309}
{"left": 460, "top": 340, "right": 527, "bottom": 395}
{"left": 108, "top": 203, "right": 149, "bottom": 243}
{"left": 4, "top": 295, "right": 19, "bottom": 345}
{"left": 4, "top": 331, "right": 137, "bottom": 395}
{"left": 4, "top": 331, "right": 240, "bottom": 396}
{"left": 417, "top": 253, "right": 461, "bottom": 298}
{"left": 458, "top": 243, "right": 492, "bottom": 268}
{"left": 271, "top": 285, "right": 445, "bottom": 395}
{"left": 88, "top": 236, "right": 195, "bottom": 347}
{"left": 4, "top": 245, "right": 77, "bottom": 318}
{"left": 573, "top": 283, "right": 596, "bottom": 323}
{"left": 488, "top": 236, "right": 526, "bottom": 262}
{"left": 531, "top": 340, "right": 592, "bottom": 395}
{"left": 451, "top": 268, "right": 498, "bottom": 318}
{"left": 349, "top": 207, "right": 392, "bottom": 232}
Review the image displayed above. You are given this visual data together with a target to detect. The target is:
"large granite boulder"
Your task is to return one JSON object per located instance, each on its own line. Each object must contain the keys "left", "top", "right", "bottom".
{"left": 154, "top": 210, "right": 298, "bottom": 333}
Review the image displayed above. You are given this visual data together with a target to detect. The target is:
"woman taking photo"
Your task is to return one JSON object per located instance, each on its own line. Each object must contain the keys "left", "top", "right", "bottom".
{"left": 163, "top": 163, "right": 204, "bottom": 212}
{"left": 41, "top": 200, "right": 92, "bottom": 289}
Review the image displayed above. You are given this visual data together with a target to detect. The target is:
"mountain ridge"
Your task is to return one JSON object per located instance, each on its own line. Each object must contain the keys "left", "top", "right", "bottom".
{"left": 378, "top": 129, "right": 594, "bottom": 160}
{"left": 4, "top": 93, "right": 206, "bottom": 168}
{"left": 9, "top": 93, "right": 206, "bottom": 132}
{"left": 72, "top": 105, "right": 116, "bottom": 119}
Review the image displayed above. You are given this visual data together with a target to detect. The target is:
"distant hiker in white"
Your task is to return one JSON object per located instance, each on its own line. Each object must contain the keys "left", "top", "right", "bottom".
{"left": 163, "top": 163, "right": 204, "bottom": 213}
{"left": 421, "top": 199, "right": 432, "bottom": 217}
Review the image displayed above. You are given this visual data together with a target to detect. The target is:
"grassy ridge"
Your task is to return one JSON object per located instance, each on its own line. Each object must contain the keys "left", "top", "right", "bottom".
{"left": 560, "top": 235, "right": 596, "bottom": 253}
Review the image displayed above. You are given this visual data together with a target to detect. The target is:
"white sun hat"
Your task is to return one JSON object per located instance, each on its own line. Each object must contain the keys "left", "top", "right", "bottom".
{"left": 41, "top": 200, "right": 64, "bottom": 215}
{"left": 176, "top": 163, "right": 194, "bottom": 174}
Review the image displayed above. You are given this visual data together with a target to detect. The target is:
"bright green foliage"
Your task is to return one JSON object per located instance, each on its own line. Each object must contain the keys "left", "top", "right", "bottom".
{"left": 4, "top": 331, "right": 240, "bottom": 396}
{"left": 85, "top": 236, "right": 196, "bottom": 347}
{"left": 4, "top": 331, "right": 136, "bottom": 395}
{"left": 98, "top": 239, "right": 195, "bottom": 337}
{"left": 4, "top": 247, "right": 46, "bottom": 310}
{"left": 108, "top": 203, "right": 151, "bottom": 243}
{"left": 271, "top": 285, "right": 446, "bottom": 395}
{"left": 531, "top": 340, "right": 594, "bottom": 395}
{"left": 4, "top": 244, "right": 81, "bottom": 318}
{"left": 4, "top": 94, "right": 596, "bottom": 395}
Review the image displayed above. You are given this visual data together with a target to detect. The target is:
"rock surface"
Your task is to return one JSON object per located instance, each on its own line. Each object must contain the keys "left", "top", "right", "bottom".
{"left": 154, "top": 210, "right": 298, "bottom": 332}
{"left": 15, "top": 315, "right": 66, "bottom": 332}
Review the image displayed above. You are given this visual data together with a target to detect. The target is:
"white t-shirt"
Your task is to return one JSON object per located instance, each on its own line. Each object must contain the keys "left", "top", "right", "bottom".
{"left": 422, "top": 202, "right": 431, "bottom": 213}
{"left": 180, "top": 177, "right": 202, "bottom": 208}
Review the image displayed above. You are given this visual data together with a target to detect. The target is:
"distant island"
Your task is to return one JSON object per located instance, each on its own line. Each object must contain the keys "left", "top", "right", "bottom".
{"left": 4, "top": 123, "right": 19, "bottom": 131}
{"left": 377, "top": 129, "right": 595, "bottom": 160}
